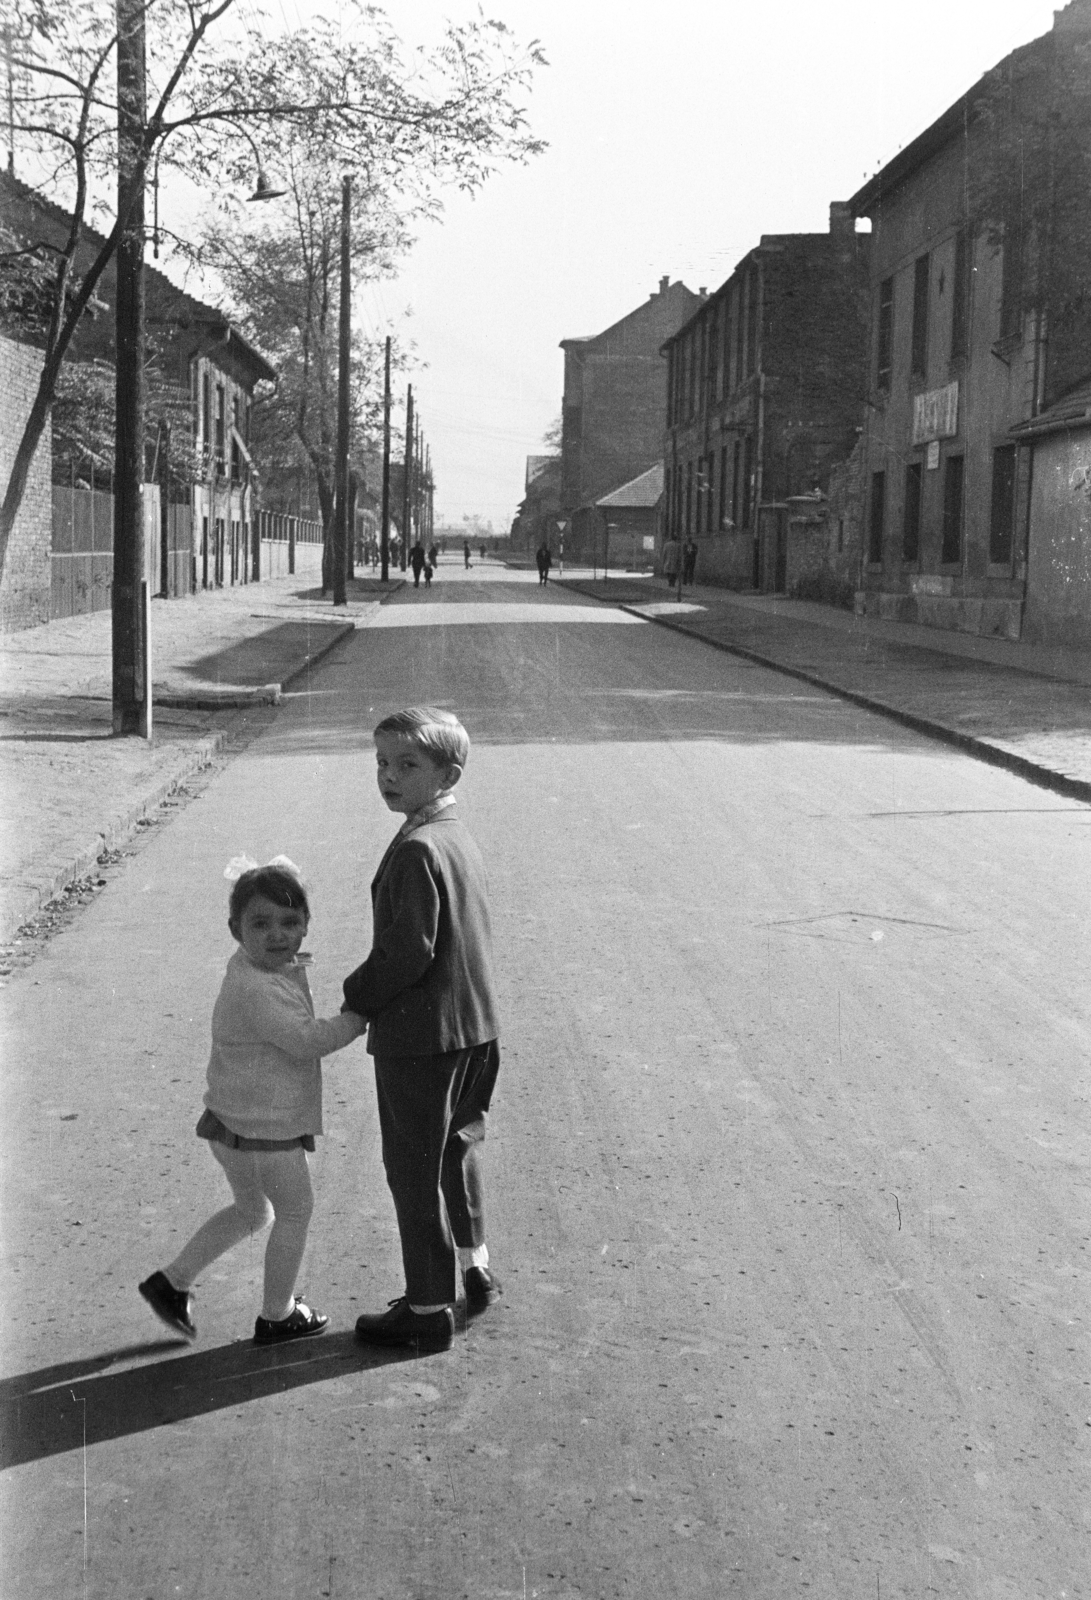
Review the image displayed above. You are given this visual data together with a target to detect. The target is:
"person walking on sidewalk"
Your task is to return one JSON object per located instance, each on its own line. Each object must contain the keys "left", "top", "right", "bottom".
{"left": 410, "top": 541, "right": 426, "bottom": 588}
{"left": 661, "top": 535, "right": 681, "bottom": 587}
{"left": 463, "top": 540, "right": 472, "bottom": 569}
{"left": 682, "top": 537, "right": 698, "bottom": 586}
{"left": 343, "top": 708, "right": 502, "bottom": 1354}
{"left": 536, "top": 542, "right": 552, "bottom": 585}
{"left": 139, "top": 859, "right": 365, "bottom": 1346}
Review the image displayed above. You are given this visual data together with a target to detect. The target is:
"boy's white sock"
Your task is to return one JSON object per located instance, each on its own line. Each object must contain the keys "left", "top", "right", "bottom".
{"left": 409, "top": 1302, "right": 450, "bottom": 1315}
{"left": 458, "top": 1244, "right": 489, "bottom": 1271}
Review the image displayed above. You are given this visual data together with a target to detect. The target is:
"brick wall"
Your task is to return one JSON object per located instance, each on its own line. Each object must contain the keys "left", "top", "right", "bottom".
{"left": 0, "top": 336, "right": 53, "bottom": 632}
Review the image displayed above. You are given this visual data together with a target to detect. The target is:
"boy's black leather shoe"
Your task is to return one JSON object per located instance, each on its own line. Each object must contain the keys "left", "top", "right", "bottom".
{"left": 253, "top": 1298, "right": 329, "bottom": 1346}
{"left": 464, "top": 1266, "right": 503, "bottom": 1316}
{"left": 139, "top": 1271, "right": 197, "bottom": 1341}
{"left": 354, "top": 1298, "right": 454, "bottom": 1351}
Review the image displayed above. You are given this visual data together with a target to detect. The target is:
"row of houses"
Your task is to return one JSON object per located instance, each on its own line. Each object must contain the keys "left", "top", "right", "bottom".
{"left": 0, "top": 171, "right": 324, "bottom": 633}
{"left": 515, "top": 1, "right": 1091, "bottom": 646}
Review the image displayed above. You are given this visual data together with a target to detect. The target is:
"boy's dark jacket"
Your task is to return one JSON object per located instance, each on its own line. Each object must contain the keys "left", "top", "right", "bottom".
{"left": 343, "top": 807, "right": 500, "bottom": 1057}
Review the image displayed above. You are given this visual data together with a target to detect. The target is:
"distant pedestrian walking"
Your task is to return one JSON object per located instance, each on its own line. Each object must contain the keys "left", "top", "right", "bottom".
{"left": 138, "top": 859, "right": 364, "bottom": 1346}
{"left": 464, "top": 541, "right": 472, "bottom": 569}
{"left": 410, "top": 541, "right": 426, "bottom": 588}
{"left": 661, "top": 536, "right": 681, "bottom": 586}
{"left": 536, "top": 542, "right": 552, "bottom": 585}
{"left": 682, "top": 537, "right": 698, "bottom": 586}
{"left": 423, "top": 556, "right": 433, "bottom": 587}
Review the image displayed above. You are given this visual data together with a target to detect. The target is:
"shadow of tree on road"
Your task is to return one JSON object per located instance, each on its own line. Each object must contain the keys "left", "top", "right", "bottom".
{"left": 0, "top": 1333, "right": 425, "bottom": 1470}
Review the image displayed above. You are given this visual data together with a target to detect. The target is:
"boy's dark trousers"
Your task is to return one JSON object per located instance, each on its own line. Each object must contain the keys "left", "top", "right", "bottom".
{"left": 374, "top": 1039, "right": 500, "bottom": 1306}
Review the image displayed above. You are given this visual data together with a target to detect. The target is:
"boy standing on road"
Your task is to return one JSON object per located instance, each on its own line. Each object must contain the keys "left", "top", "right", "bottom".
{"left": 343, "top": 708, "right": 502, "bottom": 1352}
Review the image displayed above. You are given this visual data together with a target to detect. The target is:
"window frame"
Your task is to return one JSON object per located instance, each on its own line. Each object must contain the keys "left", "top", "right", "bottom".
{"left": 911, "top": 253, "right": 930, "bottom": 380}
{"left": 940, "top": 454, "right": 965, "bottom": 567}
{"left": 902, "top": 461, "right": 923, "bottom": 564}
{"left": 988, "top": 444, "right": 1017, "bottom": 569}
{"left": 876, "top": 277, "right": 894, "bottom": 392}
{"left": 868, "top": 470, "right": 886, "bottom": 566}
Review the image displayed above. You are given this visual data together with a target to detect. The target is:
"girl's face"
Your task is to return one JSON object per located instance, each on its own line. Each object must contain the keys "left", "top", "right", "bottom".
{"left": 233, "top": 894, "right": 308, "bottom": 970}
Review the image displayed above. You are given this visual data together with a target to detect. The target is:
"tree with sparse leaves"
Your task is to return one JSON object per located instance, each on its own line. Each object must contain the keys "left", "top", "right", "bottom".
{"left": 199, "top": 143, "right": 413, "bottom": 589}
{"left": 0, "top": 0, "right": 546, "bottom": 577}
{"left": 967, "top": 19, "right": 1091, "bottom": 401}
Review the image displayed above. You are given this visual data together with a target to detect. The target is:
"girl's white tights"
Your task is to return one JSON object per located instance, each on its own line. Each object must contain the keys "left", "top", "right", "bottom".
{"left": 164, "top": 1141, "right": 315, "bottom": 1322}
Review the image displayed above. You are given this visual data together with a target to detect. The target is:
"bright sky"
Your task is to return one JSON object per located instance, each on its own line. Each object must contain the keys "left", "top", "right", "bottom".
{"left": 244, "top": 1, "right": 1060, "bottom": 529}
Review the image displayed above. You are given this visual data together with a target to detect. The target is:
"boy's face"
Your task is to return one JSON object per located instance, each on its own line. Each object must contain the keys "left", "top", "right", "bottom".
{"left": 374, "top": 731, "right": 461, "bottom": 817}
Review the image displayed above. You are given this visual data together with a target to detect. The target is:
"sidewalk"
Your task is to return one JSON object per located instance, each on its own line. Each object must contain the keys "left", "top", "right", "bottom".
{"left": 0, "top": 572, "right": 401, "bottom": 943}
{"left": 556, "top": 573, "right": 1091, "bottom": 802}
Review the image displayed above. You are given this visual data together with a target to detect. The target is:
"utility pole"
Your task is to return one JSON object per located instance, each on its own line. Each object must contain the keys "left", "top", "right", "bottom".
{"left": 401, "top": 384, "right": 412, "bottom": 571}
{"left": 380, "top": 336, "right": 391, "bottom": 582}
{"left": 425, "top": 445, "right": 433, "bottom": 545}
{"left": 332, "top": 172, "right": 350, "bottom": 606}
{"left": 113, "top": 0, "right": 150, "bottom": 737}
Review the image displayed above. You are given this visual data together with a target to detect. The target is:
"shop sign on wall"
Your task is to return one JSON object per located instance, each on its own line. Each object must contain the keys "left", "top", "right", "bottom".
{"left": 912, "top": 381, "right": 959, "bottom": 445}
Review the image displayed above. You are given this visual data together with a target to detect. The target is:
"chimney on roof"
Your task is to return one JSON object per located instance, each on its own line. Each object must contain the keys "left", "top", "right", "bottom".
{"left": 1054, "top": 0, "right": 1091, "bottom": 27}
{"left": 699, "top": 287, "right": 707, "bottom": 299}
{"left": 829, "top": 200, "right": 853, "bottom": 236}
{"left": 658, "top": 275, "right": 670, "bottom": 294}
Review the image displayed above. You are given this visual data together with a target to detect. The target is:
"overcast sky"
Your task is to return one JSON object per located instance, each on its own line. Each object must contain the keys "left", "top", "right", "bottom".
{"left": 268, "top": 1, "right": 1060, "bottom": 531}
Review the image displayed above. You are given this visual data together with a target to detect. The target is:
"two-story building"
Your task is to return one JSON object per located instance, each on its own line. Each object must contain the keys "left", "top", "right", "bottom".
{"left": 849, "top": 0, "right": 1091, "bottom": 644}
{"left": 661, "top": 203, "right": 870, "bottom": 592}
{"left": 0, "top": 171, "right": 276, "bottom": 612}
{"left": 559, "top": 277, "right": 701, "bottom": 562}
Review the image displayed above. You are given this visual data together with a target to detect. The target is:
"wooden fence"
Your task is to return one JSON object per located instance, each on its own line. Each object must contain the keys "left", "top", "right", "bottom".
{"left": 50, "top": 493, "right": 323, "bottom": 617}
{"left": 51, "top": 486, "right": 114, "bottom": 618}
{"left": 51, "top": 486, "right": 195, "bottom": 618}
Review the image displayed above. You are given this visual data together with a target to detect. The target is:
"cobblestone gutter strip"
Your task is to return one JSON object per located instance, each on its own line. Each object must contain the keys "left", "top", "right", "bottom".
{"left": 1, "top": 730, "right": 225, "bottom": 944}
{"left": 554, "top": 578, "right": 1091, "bottom": 807}
{"left": 622, "top": 604, "right": 1091, "bottom": 806}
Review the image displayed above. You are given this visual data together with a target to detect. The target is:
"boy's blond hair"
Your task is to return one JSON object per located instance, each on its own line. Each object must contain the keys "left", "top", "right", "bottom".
{"left": 374, "top": 706, "right": 470, "bottom": 769}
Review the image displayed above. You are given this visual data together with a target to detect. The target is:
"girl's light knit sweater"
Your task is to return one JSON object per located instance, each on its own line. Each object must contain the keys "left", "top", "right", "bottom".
{"left": 204, "top": 948, "right": 362, "bottom": 1140}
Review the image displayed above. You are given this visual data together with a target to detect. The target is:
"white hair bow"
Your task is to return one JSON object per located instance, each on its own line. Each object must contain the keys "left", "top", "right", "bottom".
{"left": 223, "top": 853, "right": 305, "bottom": 883}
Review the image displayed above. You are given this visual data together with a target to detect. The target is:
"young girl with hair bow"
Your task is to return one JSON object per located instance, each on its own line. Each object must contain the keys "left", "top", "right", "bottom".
{"left": 139, "top": 856, "right": 365, "bottom": 1345}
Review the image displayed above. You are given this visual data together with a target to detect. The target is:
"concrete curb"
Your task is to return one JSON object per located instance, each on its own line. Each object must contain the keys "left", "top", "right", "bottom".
{"left": 2, "top": 728, "right": 225, "bottom": 945}
{"left": 3, "top": 607, "right": 365, "bottom": 943}
{"left": 562, "top": 582, "right": 1091, "bottom": 806}
{"left": 154, "top": 619, "right": 357, "bottom": 710}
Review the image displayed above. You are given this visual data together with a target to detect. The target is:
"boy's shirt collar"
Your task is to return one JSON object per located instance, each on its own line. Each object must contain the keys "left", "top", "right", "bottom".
{"left": 400, "top": 793, "right": 456, "bottom": 835}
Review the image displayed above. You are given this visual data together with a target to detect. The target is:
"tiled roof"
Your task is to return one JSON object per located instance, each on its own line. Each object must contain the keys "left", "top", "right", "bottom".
{"left": 595, "top": 462, "right": 664, "bottom": 508}
{"left": 1009, "top": 381, "right": 1091, "bottom": 441}
{"left": 0, "top": 169, "right": 276, "bottom": 382}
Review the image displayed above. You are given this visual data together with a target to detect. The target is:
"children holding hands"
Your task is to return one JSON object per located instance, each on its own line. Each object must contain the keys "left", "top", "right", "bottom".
{"left": 140, "top": 858, "right": 365, "bottom": 1346}
{"left": 140, "top": 704, "right": 501, "bottom": 1358}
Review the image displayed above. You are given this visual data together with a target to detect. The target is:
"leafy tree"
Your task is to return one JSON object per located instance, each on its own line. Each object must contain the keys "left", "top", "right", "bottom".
{"left": 0, "top": 0, "right": 545, "bottom": 576}
{"left": 967, "top": 21, "right": 1091, "bottom": 401}
{"left": 199, "top": 146, "right": 414, "bottom": 588}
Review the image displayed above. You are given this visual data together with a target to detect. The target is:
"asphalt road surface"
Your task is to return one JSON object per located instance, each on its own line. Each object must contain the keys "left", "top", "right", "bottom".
{"left": 2, "top": 563, "right": 1088, "bottom": 1599}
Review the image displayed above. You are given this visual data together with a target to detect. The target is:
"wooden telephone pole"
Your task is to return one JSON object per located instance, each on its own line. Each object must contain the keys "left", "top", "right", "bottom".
{"left": 112, "top": 0, "right": 151, "bottom": 736}
{"left": 332, "top": 172, "right": 351, "bottom": 606}
{"left": 380, "top": 336, "right": 391, "bottom": 582}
